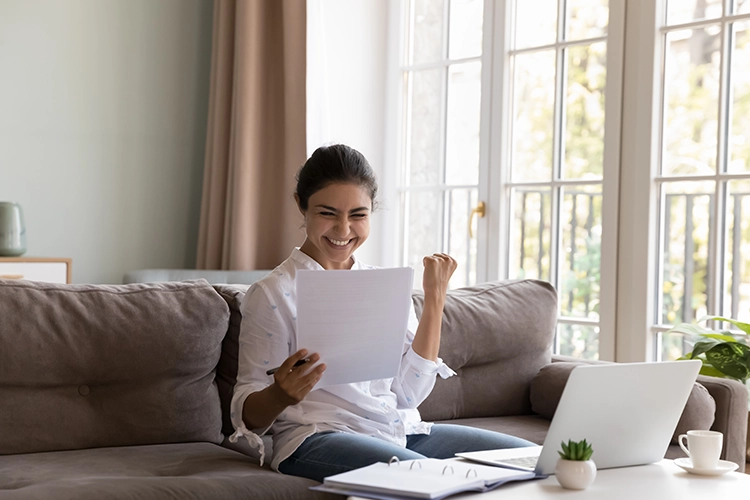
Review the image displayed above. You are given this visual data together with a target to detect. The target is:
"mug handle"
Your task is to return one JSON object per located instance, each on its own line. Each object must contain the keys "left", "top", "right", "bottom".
{"left": 678, "top": 434, "right": 691, "bottom": 457}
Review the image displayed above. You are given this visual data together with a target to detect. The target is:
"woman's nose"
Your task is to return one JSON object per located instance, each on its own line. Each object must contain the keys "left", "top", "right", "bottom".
{"left": 334, "top": 218, "right": 350, "bottom": 236}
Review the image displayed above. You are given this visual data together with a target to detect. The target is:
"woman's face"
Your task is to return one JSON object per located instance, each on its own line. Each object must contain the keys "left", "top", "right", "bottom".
{"left": 298, "top": 182, "right": 372, "bottom": 270}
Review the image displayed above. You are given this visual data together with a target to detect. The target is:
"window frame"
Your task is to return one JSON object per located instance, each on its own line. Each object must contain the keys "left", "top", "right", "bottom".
{"left": 383, "top": 0, "right": 634, "bottom": 362}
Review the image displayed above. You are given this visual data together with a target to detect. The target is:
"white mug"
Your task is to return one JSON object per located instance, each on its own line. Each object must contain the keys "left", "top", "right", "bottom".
{"left": 678, "top": 430, "right": 723, "bottom": 469}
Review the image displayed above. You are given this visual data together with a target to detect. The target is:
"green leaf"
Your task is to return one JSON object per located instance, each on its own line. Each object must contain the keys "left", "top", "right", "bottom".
{"left": 560, "top": 439, "right": 595, "bottom": 460}
{"left": 698, "top": 364, "right": 732, "bottom": 379}
{"left": 705, "top": 344, "right": 750, "bottom": 381}
{"left": 667, "top": 323, "right": 716, "bottom": 337}
{"left": 699, "top": 333, "right": 745, "bottom": 343}
{"left": 582, "top": 445, "right": 593, "bottom": 461}
{"left": 699, "top": 316, "right": 750, "bottom": 336}
{"left": 689, "top": 340, "right": 721, "bottom": 359}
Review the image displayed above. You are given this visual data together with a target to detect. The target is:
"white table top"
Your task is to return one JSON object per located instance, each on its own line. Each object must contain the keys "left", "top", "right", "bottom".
{"left": 348, "top": 460, "right": 749, "bottom": 500}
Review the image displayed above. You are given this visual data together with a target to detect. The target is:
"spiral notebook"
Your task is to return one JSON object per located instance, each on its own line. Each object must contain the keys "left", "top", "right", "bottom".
{"left": 310, "top": 458, "right": 536, "bottom": 500}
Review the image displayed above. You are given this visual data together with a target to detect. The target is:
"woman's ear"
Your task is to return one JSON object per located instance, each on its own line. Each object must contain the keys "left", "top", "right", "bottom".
{"left": 294, "top": 193, "right": 305, "bottom": 215}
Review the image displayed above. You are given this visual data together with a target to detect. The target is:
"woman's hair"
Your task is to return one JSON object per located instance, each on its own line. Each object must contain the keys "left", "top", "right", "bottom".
{"left": 295, "top": 144, "right": 378, "bottom": 211}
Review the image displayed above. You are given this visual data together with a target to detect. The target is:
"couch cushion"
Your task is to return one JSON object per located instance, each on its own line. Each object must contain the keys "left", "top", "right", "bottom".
{"left": 529, "top": 362, "right": 716, "bottom": 444}
{"left": 415, "top": 280, "right": 557, "bottom": 421}
{"left": 213, "top": 284, "right": 250, "bottom": 437}
{"left": 0, "top": 443, "right": 335, "bottom": 500}
{"left": 0, "top": 279, "right": 228, "bottom": 455}
{"left": 671, "top": 383, "right": 716, "bottom": 443}
{"left": 529, "top": 362, "right": 594, "bottom": 419}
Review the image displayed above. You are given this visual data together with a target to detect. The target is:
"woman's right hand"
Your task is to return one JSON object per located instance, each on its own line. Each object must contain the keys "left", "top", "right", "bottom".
{"left": 271, "top": 349, "right": 326, "bottom": 405}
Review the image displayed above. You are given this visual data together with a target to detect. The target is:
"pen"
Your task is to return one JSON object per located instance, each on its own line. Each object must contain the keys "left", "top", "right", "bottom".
{"left": 266, "top": 358, "right": 310, "bottom": 376}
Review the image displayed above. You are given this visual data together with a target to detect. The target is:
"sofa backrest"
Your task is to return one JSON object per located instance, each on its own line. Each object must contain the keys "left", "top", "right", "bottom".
{"left": 414, "top": 280, "right": 557, "bottom": 421}
{"left": 0, "top": 279, "right": 228, "bottom": 455}
{"left": 123, "top": 269, "right": 272, "bottom": 285}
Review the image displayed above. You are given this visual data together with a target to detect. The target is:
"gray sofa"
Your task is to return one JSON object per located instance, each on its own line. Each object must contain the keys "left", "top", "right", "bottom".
{"left": 0, "top": 276, "right": 745, "bottom": 499}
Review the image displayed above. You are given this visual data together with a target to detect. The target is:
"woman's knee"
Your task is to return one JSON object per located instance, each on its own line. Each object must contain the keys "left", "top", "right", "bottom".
{"left": 280, "top": 432, "right": 424, "bottom": 482}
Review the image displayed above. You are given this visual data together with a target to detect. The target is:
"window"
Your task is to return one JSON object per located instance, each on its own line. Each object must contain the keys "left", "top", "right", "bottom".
{"left": 390, "top": 0, "right": 750, "bottom": 362}
{"left": 395, "top": 0, "right": 485, "bottom": 290}
{"left": 654, "top": 0, "right": 750, "bottom": 360}
{"left": 504, "top": 0, "right": 612, "bottom": 360}
{"left": 391, "top": 0, "right": 620, "bottom": 360}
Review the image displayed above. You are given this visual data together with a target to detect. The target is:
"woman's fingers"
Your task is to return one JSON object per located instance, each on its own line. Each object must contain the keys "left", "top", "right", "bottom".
{"left": 273, "top": 350, "right": 325, "bottom": 404}
{"left": 423, "top": 253, "right": 457, "bottom": 274}
{"left": 278, "top": 349, "right": 309, "bottom": 373}
{"left": 301, "top": 363, "right": 326, "bottom": 391}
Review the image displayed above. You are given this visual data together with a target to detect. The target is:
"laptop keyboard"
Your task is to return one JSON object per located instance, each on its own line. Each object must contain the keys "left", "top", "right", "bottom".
{"left": 494, "top": 456, "right": 539, "bottom": 469}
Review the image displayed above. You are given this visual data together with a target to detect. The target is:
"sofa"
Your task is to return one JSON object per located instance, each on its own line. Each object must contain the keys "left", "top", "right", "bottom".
{"left": 0, "top": 276, "right": 746, "bottom": 499}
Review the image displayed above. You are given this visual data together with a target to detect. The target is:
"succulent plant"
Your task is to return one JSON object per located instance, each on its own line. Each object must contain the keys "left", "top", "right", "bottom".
{"left": 558, "top": 439, "right": 594, "bottom": 461}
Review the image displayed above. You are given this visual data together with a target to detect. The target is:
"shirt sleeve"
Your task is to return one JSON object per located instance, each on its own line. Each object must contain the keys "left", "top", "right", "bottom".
{"left": 391, "top": 300, "right": 456, "bottom": 409}
{"left": 228, "top": 281, "right": 293, "bottom": 465}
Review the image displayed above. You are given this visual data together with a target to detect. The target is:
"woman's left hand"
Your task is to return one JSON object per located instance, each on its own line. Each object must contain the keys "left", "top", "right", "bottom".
{"left": 422, "top": 253, "right": 457, "bottom": 297}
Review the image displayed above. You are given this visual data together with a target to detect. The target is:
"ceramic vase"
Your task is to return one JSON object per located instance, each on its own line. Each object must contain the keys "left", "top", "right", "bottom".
{"left": 0, "top": 202, "right": 26, "bottom": 257}
{"left": 555, "top": 459, "right": 597, "bottom": 490}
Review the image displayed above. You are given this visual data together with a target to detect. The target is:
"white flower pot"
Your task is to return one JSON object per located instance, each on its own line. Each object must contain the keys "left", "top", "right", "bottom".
{"left": 555, "top": 459, "right": 597, "bottom": 490}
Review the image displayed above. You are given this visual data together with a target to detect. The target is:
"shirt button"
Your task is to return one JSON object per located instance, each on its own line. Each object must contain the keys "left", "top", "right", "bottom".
{"left": 78, "top": 385, "right": 90, "bottom": 396}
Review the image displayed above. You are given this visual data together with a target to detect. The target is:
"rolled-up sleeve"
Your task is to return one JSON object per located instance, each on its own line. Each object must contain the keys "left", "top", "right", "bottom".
{"left": 228, "top": 282, "right": 293, "bottom": 465}
{"left": 391, "top": 302, "right": 456, "bottom": 409}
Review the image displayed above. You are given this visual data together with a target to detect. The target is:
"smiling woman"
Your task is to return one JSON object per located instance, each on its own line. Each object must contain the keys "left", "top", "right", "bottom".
{"left": 227, "top": 143, "right": 535, "bottom": 483}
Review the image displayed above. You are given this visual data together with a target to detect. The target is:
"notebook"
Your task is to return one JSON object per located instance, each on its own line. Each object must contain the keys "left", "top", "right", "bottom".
{"left": 456, "top": 360, "right": 702, "bottom": 476}
{"left": 310, "top": 458, "right": 535, "bottom": 500}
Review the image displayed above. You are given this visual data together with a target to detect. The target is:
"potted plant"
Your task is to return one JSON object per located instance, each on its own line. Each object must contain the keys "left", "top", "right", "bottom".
{"left": 667, "top": 315, "right": 750, "bottom": 460}
{"left": 555, "top": 439, "right": 596, "bottom": 490}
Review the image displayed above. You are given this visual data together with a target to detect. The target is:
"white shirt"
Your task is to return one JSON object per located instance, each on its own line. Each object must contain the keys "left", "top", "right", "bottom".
{"left": 229, "top": 248, "right": 456, "bottom": 470}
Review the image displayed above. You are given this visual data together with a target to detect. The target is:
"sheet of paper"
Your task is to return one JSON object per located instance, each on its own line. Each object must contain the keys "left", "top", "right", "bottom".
{"left": 296, "top": 267, "right": 414, "bottom": 389}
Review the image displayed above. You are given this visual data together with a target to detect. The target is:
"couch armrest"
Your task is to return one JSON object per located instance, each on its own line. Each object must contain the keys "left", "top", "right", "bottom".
{"left": 695, "top": 375, "right": 748, "bottom": 468}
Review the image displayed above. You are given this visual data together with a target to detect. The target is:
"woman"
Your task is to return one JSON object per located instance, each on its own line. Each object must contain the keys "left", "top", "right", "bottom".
{"left": 229, "top": 144, "right": 532, "bottom": 482}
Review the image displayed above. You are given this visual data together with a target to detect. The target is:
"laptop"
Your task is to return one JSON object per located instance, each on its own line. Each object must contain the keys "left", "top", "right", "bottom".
{"left": 456, "top": 360, "right": 701, "bottom": 476}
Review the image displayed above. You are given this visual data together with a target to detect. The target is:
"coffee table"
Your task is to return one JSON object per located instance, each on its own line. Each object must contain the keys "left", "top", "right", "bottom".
{"left": 347, "top": 459, "right": 749, "bottom": 499}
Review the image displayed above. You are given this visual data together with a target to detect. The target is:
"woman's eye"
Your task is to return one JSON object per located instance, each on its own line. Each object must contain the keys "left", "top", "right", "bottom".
{"left": 320, "top": 212, "right": 334, "bottom": 216}
{"left": 351, "top": 214, "right": 367, "bottom": 219}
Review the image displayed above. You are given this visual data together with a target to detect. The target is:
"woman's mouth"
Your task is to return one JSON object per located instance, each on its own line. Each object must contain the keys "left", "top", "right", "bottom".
{"left": 326, "top": 237, "right": 353, "bottom": 247}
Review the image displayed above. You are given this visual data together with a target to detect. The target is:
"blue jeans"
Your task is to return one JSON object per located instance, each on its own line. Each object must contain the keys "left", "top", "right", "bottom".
{"left": 278, "top": 424, "right": 535, "bottom": 483}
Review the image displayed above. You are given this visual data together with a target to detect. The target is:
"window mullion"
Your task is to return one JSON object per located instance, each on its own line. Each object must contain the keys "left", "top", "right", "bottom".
{"left": 550, "top": 1, "right": 566, "bottom": 294}
{"left": 485, "top": 0, "right": 512, "bottom": 282}
{"left": 711, "top": 20, "right": 734, "bottom": 319}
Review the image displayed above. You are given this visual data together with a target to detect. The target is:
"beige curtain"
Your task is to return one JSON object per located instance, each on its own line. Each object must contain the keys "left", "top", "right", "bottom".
{"left": 197, "top": 0, "right": 307, "bottom": 270}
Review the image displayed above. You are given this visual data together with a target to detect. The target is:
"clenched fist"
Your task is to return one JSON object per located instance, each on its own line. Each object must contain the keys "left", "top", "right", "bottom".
{"left": 422, "top": 253, "right": 458, "bottom": 297}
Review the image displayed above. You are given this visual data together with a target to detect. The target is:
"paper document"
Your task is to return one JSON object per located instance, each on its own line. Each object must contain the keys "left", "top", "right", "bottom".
{"left": 296, "top": 267, "right": 414, "bottom": 389}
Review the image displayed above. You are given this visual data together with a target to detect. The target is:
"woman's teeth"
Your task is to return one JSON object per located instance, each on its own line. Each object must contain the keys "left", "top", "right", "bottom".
{"left": 328, "top": 238, "right": 350, "bottom": 246}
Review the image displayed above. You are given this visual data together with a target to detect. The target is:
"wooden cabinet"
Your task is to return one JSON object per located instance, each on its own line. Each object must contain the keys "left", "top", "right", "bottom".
{"left": 0, "top": 258, "right": 72, "bottom": 284}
